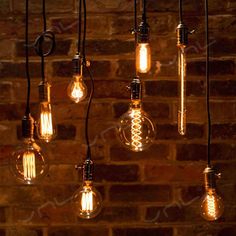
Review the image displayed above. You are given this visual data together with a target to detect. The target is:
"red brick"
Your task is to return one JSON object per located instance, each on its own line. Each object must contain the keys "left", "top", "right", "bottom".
{"left": 156, "top": 124, "right": 205, "bottom": 140}
{"left": 110, "top": 144, "right": 171, "bottom": 161}
{"left": 113, "top": 228, "right": 173, "bottom": 236}
{"left": 13, "top": 0, "right": 74, "bottom": 13}
{"left": 218, "top": 227, "right": 236, "bottom": 236}
{"left": 56, "top": 124, "right": 76, "bottom": 140}
{"left": 176, "top": 144, "right": 207, "bottom": 161}
{"left": 187, "top": 60, "right": 235, "bottom": 76}
{"left": 211, "top": 80, "right": 236, "bottom": 97}
{"left": 48, "top": 227, "right": 108, "bottom": 236}
{"left": 95, "top": 164, "right": 139, "bottom": 182}
{"left": 109, "top": 185, "right": 172, "bottom": 203}
{"left": 0, "top": 0, "right": 10, "bottom": 15}
{"left": 212, "top": 124, "right": 236, "bottom": 139}
{"left": 144, "top": 164, "right": 204, "bottom": 184}
{"left": 211, "top": 102, "right": 236, "bottom": 121}
{"left": 180, "top": 186, "right": 204, "bottom": 203}
{"left": 0, "top": 104, "right": 25, "bottom": 120}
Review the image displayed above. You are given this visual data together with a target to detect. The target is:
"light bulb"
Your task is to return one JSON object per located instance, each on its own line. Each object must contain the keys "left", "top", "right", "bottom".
{"left": 200, "top": 188, "right": 224, "bottom": 221}
{"left": 73, "top": 180, "right": 102, "bottom": 219}
{"left": 67, "top": 74, "right": 87, "bottom": 103}
{"left": 178, "top": 46, "right": 187, "bottom": 135}
{"left": 118, "top": 100, "right": 156, "bottom": 152}
{"left": 37, "top": 102, "right": 56, "bottom": 142}
{"left": 136, "top": 43, "right": 151, "bottom": 73}
{"left": 11, "top": 138, "right": 48, "bottom": 184}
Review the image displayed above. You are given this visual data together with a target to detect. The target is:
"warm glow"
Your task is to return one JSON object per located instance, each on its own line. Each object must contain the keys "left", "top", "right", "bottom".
{"left": 131, "top": 108, "right": 142, "bottom": 151}
{"left": 68, "top": 75, "right": 87, "bottom": 103}
{"left": 81, "top": 190, "right": 93, "bottom": 212}
{"left": 136, "top": 43, "right": 151, "bottom": 73}
{"left": 23, "top": 151, "right": 36, "bottom": 181}
{"left": 206, "top": 194, "right": 217, "bottom": 218}
{"left": 178, "top": 47, "right": 186, "bottom": 135}
{"left": 40, "top": 106, "right": 53, "bottom": 141}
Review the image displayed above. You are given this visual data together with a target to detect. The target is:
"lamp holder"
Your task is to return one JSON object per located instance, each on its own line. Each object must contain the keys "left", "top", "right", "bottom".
{"left": 73, "top": 53, "right": 83, "bottom": 74}
{"left": 137, "top": 21, "right": 150, "bottom": 43}
{"left": 38, "top": 81, "right": 51, "bottom": 102}
{"left": 131, "top": 77, "right": 141, "bottom": 100}
{"left": 22, "top": 114, "right": 34, "bottom": 139}
{"left": 204, "top": 166, "right": 221, "bottom": 190}
{"left": 81, "top": 159, "right": 94, "bottom": 181}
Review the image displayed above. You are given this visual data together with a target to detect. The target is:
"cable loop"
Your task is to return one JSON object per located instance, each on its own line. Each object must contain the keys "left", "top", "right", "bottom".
{"left": 34, "top": 30, "right": 55, "bottom": 57}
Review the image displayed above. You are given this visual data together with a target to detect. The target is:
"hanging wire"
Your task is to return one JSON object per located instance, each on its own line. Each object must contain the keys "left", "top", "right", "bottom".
{"left": 205, "top": 0, "right": 211, "bottom": 166}
{"left": 134, "top": 0, "right": 138, "bottom": 76}
{"left": 82, "top": 0, "right": 87, "bottom": 60}
{"left": 179, "top": 0, "right": 183, "bottom": 23}
{"left": 142, "top": 0, "right": 147, "bottom": 22}
{"left": 78, "top": 0, "right": 82, "bottom": 53}
{"left": 25, "top": 0, "right": 31, "bottom": 115}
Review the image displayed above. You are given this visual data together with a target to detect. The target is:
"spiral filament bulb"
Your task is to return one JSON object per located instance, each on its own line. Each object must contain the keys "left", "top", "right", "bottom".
{"left": 131, "top": 108, "right": 142, "bottom": 151}
{"left": 81, "top": 190, "right": 93, "bottom": 212}
{"left": 206, "top": 194, "right": 216, "bottom": 218}
{"left": 23, "top": 151, "right": 36, "bottom": 181}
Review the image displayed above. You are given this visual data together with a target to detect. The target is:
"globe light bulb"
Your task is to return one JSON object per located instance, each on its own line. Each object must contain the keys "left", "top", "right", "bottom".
{"left": 73, "top": 180, "right": 102, "bottom": 219}
{"left": 12, "top": 137, "right": 48, "bottom": 184}
{"left": 136, "top": 43, "right": 151, "bottom": 73}
{"left": 178, "top": 46, "right": 187, "bottom": 135}
{"left": 118, "top": 99, "right": 156, "bottom": 152}
{"left": 200, "top": 188, "right": 224, "bottom": 221}
{"left": 67, "top": 74, "right": 87, "bottom": 103}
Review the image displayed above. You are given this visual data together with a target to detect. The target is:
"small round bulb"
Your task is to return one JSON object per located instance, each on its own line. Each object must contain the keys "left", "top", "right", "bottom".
{"left": 37, "top": 102, "right": 56, "bottom": 142}
{"left": 136, "top": 43, "right": 151, "bottom": 73}
{"left": 118, "top": 100, "right": 156, "bottom": 152}
{"left": 200, "top": 188, "right": 224, "bottom": 221}
{"left": 11, "top": 138, "right": 48, "bottom": 184}
{"left": 73, "top": 181, "right": 102, "bottom": 219}
{"left": 67, "top": 74, "right": 87, "bottom": 103}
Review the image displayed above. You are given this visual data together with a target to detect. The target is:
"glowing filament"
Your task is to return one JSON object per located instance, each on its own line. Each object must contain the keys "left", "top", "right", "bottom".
{"left": 71, "top": 81, "right": 84, "bottom": 101}
{"left": 178, "top": 47, "right": 186, "bottom": 135}
{"left": 131, "top": 108, "right": 142, "bottom": 151}
{"left": 40, "top": 111, "right": 53, "bottom": 139}
{"left": 206, "top": 194, "right": 216, "bottom": 218}
{"left": 136, "top": 43, "right": 151, "bottom": 73}
{"left": 81, "top": 191, "right": 93, "bottom": 212}
{"left": 23, "top": 151, "right": 36, "bottom": 180}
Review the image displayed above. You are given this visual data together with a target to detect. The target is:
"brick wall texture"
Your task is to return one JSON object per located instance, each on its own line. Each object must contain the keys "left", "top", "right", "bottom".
{"left": 0, "top": 0, "right": 236, "bottom": 235}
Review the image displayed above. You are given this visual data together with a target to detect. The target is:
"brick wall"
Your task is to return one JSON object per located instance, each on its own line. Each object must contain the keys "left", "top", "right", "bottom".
{"left": 0, "top": 0, "right": 236, "bottom": 235}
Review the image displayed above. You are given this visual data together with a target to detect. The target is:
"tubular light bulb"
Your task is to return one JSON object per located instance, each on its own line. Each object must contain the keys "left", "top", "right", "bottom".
{"left": 178, "top": 46, "right": 187, "bottom": 135}
{"left": 67, "top": 74, "right": 87, "bottom": 103}
{"left": 12, "top": 138, "right": 48, "bottom": 184}
{"left": 200, "top": 188, "right": 224, "bottom": 221}
{"left": 118, "top": 100, "right": 156, "bottom": 152}
{"left": 73, "top": 181, "right": 102, "bottom": 219}
{"left": 38, "top": 102, "right": 55, "bottom": 142}
{"left": 136, "top": 43, "right": 151, "bottom": 73}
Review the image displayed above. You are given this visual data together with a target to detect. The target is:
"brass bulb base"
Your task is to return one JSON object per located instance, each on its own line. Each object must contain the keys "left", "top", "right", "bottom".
{"left": 203, "top": 166, "right": 221, "bottom": 190}
{"left": 137, "top": 21, "right": 150, "bottom": 43}
{"left": 22, "top": 114, "right": 34, "bottom": 139}
{"left": 38, "top": 81, "right": 51, "bottom": 102}
{"left": 82, "top": 159, "right": 94, "bottom": 181}
{"left": 131, "top": 77, "right": 141, "bottom": 100}
{"left": 176, "top": 23, "right": 188, "bottom": 47}
{"left": 73, "top": 53, "right": 83, "bottom": 75}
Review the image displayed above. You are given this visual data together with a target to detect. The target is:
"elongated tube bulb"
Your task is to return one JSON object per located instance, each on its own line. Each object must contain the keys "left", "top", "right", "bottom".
{"left": 73, "top": 181, "right": 102, "bottom": 219}
{"left": 38, "top": 102, "right": 55, "bottom": 142}
{"left": 136, "top": 43, "right": 151, "bottom": 73}
{"left": 178, "top": 46, "right": 187, "bottom": 135}
{"left": 118, "top": 100, "right": 156, "bottom": 152}
{"left": 200, "top": 188, "right": 224, "bottom": 221}
{"left": 67, "top": 74, "right": 87, "bottom": 103}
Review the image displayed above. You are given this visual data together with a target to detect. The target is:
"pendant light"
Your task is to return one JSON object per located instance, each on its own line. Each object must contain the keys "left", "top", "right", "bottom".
{"left": 72, "top": 0, "right": 102, "bottom": 219}
{"left": 200, "top": 0, "right": 224, "bottom": 221}
{"left": 117, "top": 0, "right": 156, "bottom": 152}
{"left": 11, "top": 0, "right": 48, "bottom": 184}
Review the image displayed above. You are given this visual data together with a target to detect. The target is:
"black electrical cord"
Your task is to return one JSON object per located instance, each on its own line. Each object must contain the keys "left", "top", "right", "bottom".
{"left": 25, "top": 0, "right": 30, "bottom": 116}
{"left": 205, "top": 0, "right": 211, "bottom": 166}
{"left": 179, "top": 0, "right": 183, "bottom": 23}
{"left": 82, "top": 0, "right": 87, "bottom": 60}
{"left": 78, "top": 0, "right": 82, "bottom": 53}
{"left": 134, "top": 0, "right": 138, "bottom": 76}
{"left": 142, "top": 0, "right": 147, "bottom": 23}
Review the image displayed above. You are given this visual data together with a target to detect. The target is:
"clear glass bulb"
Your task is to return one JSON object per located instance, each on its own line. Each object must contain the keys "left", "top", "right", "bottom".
{"left": 136, "top": 43, "right": 151, "bottom": 73}
{"left": 67, "top": 74, "right": 87, "bottom": 103}
{"left": 37, "top": 102, "right": 56, "bottom": 142}
{"left": 178, "top": 46, "right": 187, "bottom": 135}
{"left": 11, "top": 138, "right": 48, "bottom": 184}
{"left": 118, "top": 100, "right": 156, "bottom": 152}
{"left": 73, "top": 181, "right": 102, "bottom": 219}
{"left": 200, "top": 188, "right": 224, "bottom": 221}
